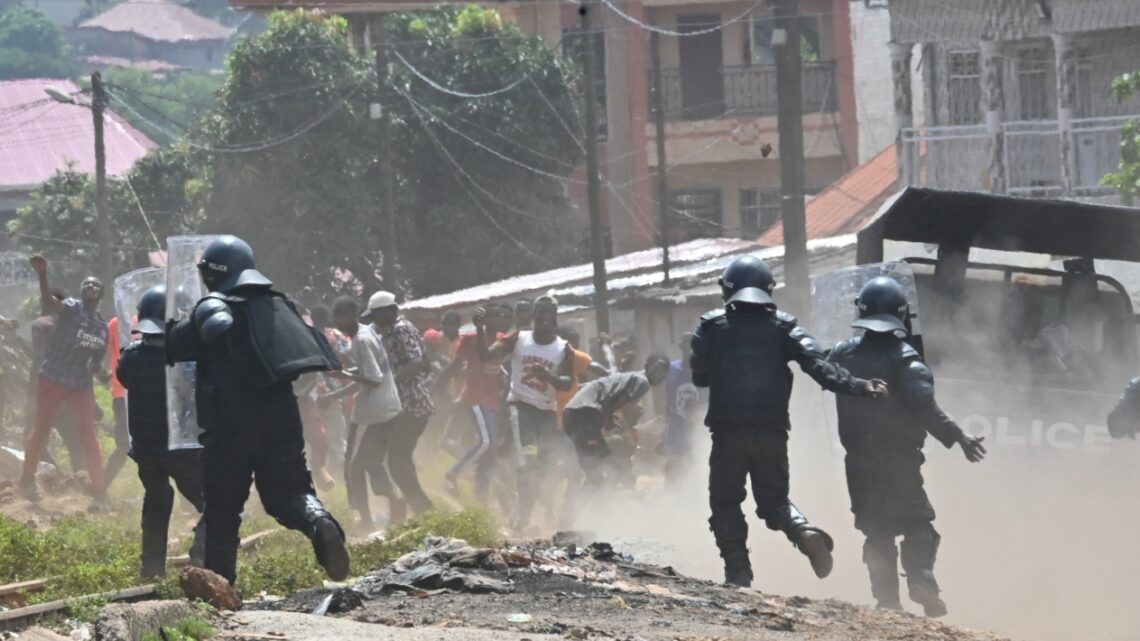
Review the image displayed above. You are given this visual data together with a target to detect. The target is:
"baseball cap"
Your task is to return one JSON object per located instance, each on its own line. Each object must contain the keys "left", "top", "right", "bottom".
{"left": 361, "top": 290, "right": 397, "bottom": 320}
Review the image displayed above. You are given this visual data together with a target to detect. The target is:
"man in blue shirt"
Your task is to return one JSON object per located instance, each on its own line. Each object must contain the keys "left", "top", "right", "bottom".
{"left": 658, "top": 332, "right": 704, "bottom": 488}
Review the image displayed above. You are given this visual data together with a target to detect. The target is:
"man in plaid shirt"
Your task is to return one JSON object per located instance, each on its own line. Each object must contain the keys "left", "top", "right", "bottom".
{"left": 364, "top": 291, "right": 435, "bottom": 516}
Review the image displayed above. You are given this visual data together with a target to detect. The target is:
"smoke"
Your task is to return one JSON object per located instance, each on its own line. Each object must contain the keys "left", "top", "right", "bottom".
{"left": 571, "top": 368, "right": 1140, "bottom": 641}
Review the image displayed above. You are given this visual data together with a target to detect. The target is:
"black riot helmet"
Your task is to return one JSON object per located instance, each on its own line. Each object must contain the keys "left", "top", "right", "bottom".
{"left": 135, "top": 285, "right": 166, "bottom": 335}
{"left": 853, "top": 276, "right": 909, "bottom": 335}
{"left": 719, "top": 255, "right": 776, "bottom": 309}
{"left": 196, "top": 235, "right": 272, "bottom": 293}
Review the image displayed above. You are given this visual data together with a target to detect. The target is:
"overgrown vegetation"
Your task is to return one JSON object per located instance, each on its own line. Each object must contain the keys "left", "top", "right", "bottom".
{"left": 0, "top": 506, "right": 501, "bottom": 621}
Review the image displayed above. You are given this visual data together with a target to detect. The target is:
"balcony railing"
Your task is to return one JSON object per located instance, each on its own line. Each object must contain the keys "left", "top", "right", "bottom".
{"left": 655, "top": 62, "right": 837, "bottom": 122}
{"left": 900, "top": 115, "right": 1139, "bottom": 200}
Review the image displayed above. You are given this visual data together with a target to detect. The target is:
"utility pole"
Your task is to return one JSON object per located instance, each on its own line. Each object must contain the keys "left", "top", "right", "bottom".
{"left": 774, "top": 0, "right": 809, "bottom": 319}
{"left": 91, "top": 72, "right": 112, "bottom": 305}
{"left": 580, "top": 0, "right": 610, "bottom": 334}
{"left": 374, "top": 16, "right": 399, "bottom": 295}
{"left": 650, "top": 30, "right": 671, "bottom": 283}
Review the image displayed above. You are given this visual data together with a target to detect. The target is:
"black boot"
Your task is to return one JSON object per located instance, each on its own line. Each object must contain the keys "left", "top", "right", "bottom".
{"left": 723, "top": 551, "right": 753, "bottom": 587}
{"left": 901, "top": 524, "right": 946, "bottom": 618}
{"left": 311, "top": 516, "right": 350, "bottom": 581}
{"left": 773, "top": 503, "right": 834, "bottom": 579}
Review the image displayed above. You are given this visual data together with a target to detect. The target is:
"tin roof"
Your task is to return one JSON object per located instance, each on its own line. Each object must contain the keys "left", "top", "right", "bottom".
{"left": 78, "top": 0, "right": 234, "bottom": 43}
{"left": 0, "top": 78, "right": 155, "bottom": 192}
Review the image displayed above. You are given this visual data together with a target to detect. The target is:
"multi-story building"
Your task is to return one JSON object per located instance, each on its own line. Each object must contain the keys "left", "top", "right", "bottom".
{"left": 231, "top": 0, "right": 874, "bottom": 253}
{"left": 886, "top": 0, "right": 1140, "bottom": 201}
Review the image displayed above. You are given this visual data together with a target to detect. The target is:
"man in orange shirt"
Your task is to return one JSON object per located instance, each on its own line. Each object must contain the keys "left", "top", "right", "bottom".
{"left": 102, "top": 316, "right": 131, "bottom": 491}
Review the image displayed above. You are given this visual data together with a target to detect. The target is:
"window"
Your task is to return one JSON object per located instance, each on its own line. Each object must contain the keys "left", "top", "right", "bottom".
{"left": 1017, "top": 47, "right": 1050, "bottom": 120}
{"left": 669, "top": 189, "right": 722, "bottom": 239}
{"left": 740, "top": 188, "right": 781, "bottom": 235}
{"left": 1075, "top": 53, "right": 1094, "bottom": 117}
{"left": 750, "top": 15, "right": 820, "bottom": 66}
{"left": 947, "top": 51, "right": 982, "bottom": 125}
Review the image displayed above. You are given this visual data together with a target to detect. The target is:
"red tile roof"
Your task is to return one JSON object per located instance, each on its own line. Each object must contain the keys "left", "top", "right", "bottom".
{"left": 79, "top": 0, "right": 234, "bottom": 43}
{"left": 759, "top": 145, "right": 897, "bottom": 246}
{"left": 0, "top": 79, "right": 155, "bottom": 191}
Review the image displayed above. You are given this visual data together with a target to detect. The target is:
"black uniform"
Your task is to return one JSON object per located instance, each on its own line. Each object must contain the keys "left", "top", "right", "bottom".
{"left": 116, "top": 334, "right": 205, "bottom": 579}
{"left": 167, "top": 285, "right": 342, "bottom": 584}
{"left": 827, "top": 333, "right": 965, "bottom": 610}
{"left": 691, "top": 306, "right": 871, "bottom": 581}
{"left": 1108, "top": 377, "right": 1140, "bottom": 438}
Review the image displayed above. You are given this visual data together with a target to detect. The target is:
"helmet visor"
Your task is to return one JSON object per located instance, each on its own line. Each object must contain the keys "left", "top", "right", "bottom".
{"left": 727, "top": 287, "right": 775, "bottom": 307}
{"left": 852, "top": 313, "right": 907, "bottom": 334}
{"left": 135, "top": 318, "right": 165, "bottom": 335}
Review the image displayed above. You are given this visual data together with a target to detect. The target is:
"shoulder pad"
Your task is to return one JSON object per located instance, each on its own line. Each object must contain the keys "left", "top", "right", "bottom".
{"left": 774, "top": 310, "right": 798, "bottom": 326}
{"left": 829, "top": 336, "right": 862, "bottom": 359}
{"left": 699, "top": 308, "right": 725, "bottom": 324}
{"left": 193, "top": 297, "right": 234, "bottom": 344}
{"left": 903, "top": 358, "right": 934, "bottom": 385}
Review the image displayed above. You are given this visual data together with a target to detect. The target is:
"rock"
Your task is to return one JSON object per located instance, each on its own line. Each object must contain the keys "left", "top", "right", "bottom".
{"left": 180, "top": 566, "right": 242, "bottom": 611}
{"left": 12, "top": 627, "right": 70, "bottom": 641}
{"left": 312, "top": 588, "right": 365, "bottom": 615}
{"left": 96, "top": 601, "right": 200, "bottom": 641}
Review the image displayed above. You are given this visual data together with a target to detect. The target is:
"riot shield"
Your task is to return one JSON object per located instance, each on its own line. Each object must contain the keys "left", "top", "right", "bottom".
{"left": 113, "top": 267, "right": 165, "bottom": 348}
{"left": 809, "top": 261, "right": 921, "bottom": 350}
{"left": 165, "top": 235, "right": 220, "bottom": 450}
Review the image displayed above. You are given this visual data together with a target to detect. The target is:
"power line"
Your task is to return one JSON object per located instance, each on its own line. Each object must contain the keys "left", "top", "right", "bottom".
{"left": 398, "top": 87, "right": 561, "bottom": 267}
{"left": 597, "top": 0, "right": 764, "bottom": 37}
{"left": 391, "top": 48, "right": 539, "bottom": 99}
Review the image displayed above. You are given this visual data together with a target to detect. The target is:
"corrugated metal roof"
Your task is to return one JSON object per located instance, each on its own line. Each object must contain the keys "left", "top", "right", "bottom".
{"left": 759, "top": 145, "right": 896, "bottom": 246}
{"left": 78, "top": 0, "right": 234, "bottom": 43}
{"left": 402, "top": 237, "right": 763, "bottom": 313}
{"left": 0, "top": 79, "right": 155, "bottom": 191}
{"left": 889, "top": 0, "right": 1140, "bottom": 43}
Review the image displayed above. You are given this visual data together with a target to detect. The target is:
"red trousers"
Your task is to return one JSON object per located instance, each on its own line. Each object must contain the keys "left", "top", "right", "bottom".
{"left": 23, "top": 378, "right": 104, "bottom": 490}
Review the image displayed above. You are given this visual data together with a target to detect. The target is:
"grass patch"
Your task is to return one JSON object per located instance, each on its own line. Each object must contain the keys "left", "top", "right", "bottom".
{"left": 141, "top": 616, "right": 214, "bottom": 641}
{"left": 235, "top": 506, "right": 503, "bottom": 597}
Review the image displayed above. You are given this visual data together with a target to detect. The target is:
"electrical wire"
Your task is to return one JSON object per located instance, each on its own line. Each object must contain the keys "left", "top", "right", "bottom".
{"left": 398, "top": 87, "right": 561, "bottom": 267}
{"left": 597, "top": 0, "right": 764, "bottom": 37}
{"left": 391, "top": 48, "right": 538, "bottom": 99}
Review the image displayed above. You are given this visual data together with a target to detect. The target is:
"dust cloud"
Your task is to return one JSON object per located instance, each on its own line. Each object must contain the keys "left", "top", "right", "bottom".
{"left": 571, "top": 372, "right": 1140, "bottom": 641}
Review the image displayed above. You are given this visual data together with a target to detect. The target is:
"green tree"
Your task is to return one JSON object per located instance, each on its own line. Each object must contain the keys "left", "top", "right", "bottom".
{"left": 99, "top": 68, "right": 222, "bottom": 144}
{"left": 195, "top": 9, "right": 376, "bottom": 300}
{"left": 0, "top": 7, "right": 73, "bottom": 79}
{"left": 1101, "top": 71, "right": 1140, "bottom": 204}
{"left": 8, "top": 148, "right": 204, "bottom": 289}
{"left": 386, "top": 5, "right": 585, "bottom": 295}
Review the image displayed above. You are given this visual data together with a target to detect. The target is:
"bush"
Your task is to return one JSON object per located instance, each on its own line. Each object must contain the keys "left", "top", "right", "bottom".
{"left": 141, "top": 616, "right": 214, "bottom": 641}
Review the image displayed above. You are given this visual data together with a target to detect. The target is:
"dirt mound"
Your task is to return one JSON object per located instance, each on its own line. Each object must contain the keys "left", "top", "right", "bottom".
{"left": 243, "top": 536, "right": 1009, "bottom": 641}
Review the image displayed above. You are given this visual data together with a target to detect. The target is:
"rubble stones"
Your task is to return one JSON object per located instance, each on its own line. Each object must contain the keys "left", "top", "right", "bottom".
{"left": 180, "top": 566, "right": 242, "bottom": 611}
{"left": 95, "top": 601, "right": 200, "bottom": 641}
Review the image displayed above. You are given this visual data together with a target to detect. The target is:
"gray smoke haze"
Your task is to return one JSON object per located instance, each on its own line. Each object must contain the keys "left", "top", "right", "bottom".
{"left": 572, "top": 372, "right": 1140, "bottom": 641}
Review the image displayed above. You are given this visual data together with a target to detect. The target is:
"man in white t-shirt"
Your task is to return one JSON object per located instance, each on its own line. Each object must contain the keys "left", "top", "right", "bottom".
{"left": 321, "top": 296, "right": 403, "bottom": 532}
{"left": 474, "top": 295, "right": 575, "bottom": 532}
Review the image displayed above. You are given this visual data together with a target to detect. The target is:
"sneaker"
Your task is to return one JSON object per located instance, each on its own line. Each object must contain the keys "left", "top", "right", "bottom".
{"left": 311, "top": 517, "right": 350, "bottom": 581}
{"left": 798, "top": 531, "right": 834, "bottom": 579}
{"left": 909, "top": 582, "right": 947, "bottom": 618}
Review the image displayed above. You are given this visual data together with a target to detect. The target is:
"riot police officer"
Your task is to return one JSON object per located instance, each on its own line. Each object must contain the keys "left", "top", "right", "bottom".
{"left": 691, "top": 255, "right": 888, "bottom": 588}
{"left": 827, "top": 276, "right": 985, "bottom": 617}
{"left": 167, "top": 236, "right": 347, "bottom": 584}
{"left": 116, "top": 286, "right": 205, "bottom": 579}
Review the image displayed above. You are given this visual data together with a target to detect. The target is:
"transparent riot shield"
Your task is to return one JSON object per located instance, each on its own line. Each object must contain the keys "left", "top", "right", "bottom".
{"left": 809, "top": 261, "right": 921, "bottom": 350}
{"left": 165, "top": 235, "right": 220, "bottom": 450}
{"left": 113, "top": 267, "right": 165, "bottom": 348}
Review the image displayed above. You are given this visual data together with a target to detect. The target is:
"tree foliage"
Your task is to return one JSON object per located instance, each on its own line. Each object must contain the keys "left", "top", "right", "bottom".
{"left": 386, "top": 5, "right": 585, "bottom": 295}
{"left": 98, "top": 68, "right": 222, "bottom": 144}
{"left": 195, "top": 9, "right": 377, "bottom": 301}
{"left": 1101, "top": 71, "right": 1140, "bottom": 203}
{"left": 0, "top": 7, "right": 73, "bottom": 80}
{"left": 8, "top": 148, "right": 204, "bottom": 289}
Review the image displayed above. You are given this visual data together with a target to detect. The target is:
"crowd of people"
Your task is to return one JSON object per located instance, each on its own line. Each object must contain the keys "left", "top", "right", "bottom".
{"left": 1, "top": 236, "right": 709, "bottom": 586}
{"left": 21, "top": 238, "right": 1140, "bottom": 621}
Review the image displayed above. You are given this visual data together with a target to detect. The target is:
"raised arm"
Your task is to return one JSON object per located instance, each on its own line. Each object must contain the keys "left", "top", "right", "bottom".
{"left": 473, "top": 308, "right": 516, "bottom": 361}
{"left": 29, "top": 255, "right": 65, "bottom": 316}
{"left": 1108, "top": 377, "right": 1140, "bottom": 439}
